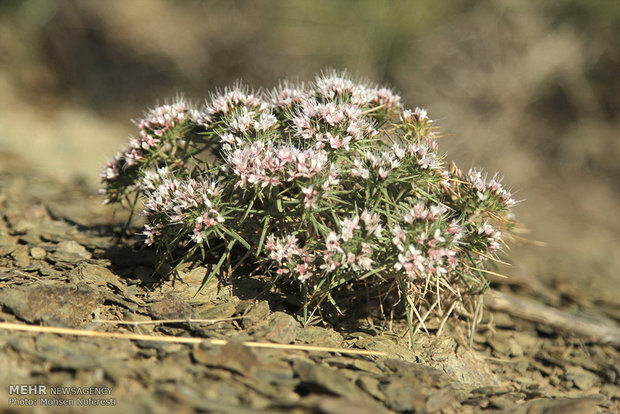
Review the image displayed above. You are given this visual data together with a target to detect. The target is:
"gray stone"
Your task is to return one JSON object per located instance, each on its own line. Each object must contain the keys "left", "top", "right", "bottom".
{"left": 381, "top": 376, "right": 431, "bottom": 412}
{"left": 293, "top": 360, "right": 364, "bottom": 398}
{"left": 197, "top": 301, "right": 237, "bottom": 321}
{"left": 148, "top": 294, "right": 194, "bottom": 320}
{"left": 565, "top": 366, "right": 599, "bottom": 390}
{"left": 241, "top": 301, "right": 270, "bottom": 328}
{"left": 51, "top": 240, "right": 91, "bottom": 262}
{"left": 356, "top": 376, "right": 385, "bottom": 401}
{"left": 10, "top": 244, "right": 31, "bottom": 267}
{"left": 297, "top": 395, "right": 390, "bottom": 414}
{"left": 193, "top": 341, "right": 260, "bottom": 377}
{"left": 296, "top": 326, "right": 344, "bottom": 348}
{"left": 260, "top": 312, "right": 298, "bottom": 344}
{"left": 79, "top": 263, "right": 119, "bottom": 286}
{"left": 29, "top": 246, "right": 46, "bottom": 259}
{"left": 0, "top": 282, "right": 103, "bottom": 327}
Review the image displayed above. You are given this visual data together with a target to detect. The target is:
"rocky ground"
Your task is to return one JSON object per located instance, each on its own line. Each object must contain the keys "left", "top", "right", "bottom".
{"left": 0, "top": 152, "right": 618, "bottom": 413}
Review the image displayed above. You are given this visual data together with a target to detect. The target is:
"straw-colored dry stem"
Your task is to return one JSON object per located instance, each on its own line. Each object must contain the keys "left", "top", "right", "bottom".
{"left": 92, "top": 317, "right": 244, "bottom": 325}
{"left": 0, "top": 321, "right": 388, "bottom": 356}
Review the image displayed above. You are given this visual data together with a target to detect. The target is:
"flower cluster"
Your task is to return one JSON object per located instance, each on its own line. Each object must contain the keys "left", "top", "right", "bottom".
{"left": 265, "top": 235, "right": 313, "bottom": 282}
{"left": 223, "top": 141, "right": 329, "bottom": 188}
{"left": 140, "top": 167, "right": 225, "bottom": 246}
{"left": 101, "top": 70, "right": 518, "bottom": 329}
{"left": 321, "top": 211, "right": 380, "bottom": 273}
{"left": 100, "top": 98, "right": 201, "bottom": 204}
{"left": 390, "top": 202, "right": 461, "bottom": 280}
{"left": 467, "top": 168, "right": 516, "bottom": 208}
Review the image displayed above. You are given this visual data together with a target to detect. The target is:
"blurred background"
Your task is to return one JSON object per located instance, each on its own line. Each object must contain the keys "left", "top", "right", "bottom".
{"left": 1, "top": 0, "right": 618, "bottom": 303}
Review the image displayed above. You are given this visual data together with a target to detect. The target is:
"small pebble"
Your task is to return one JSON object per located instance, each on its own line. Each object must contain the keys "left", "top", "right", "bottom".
{"left": 30, "top": 247, "right": 46, "bottom": 259}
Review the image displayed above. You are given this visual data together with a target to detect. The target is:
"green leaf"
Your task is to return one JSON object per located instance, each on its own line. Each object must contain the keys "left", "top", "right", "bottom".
{"left": 358, "top": 265, "right": 388, "bottom": 282}
{"left": 195, "top": 240, "right": 236, "bottom": 296}
{"left": 326, "top": 292, "right": 343, "bottom": 315}
{"left": 219, "top": 226, "right": 251, "bottom": 250}
{"left": 256, "top": 216, "right": 271, "bottom": 256}
{"left": 242, "top": 195, "right": 256, "bottom": 222}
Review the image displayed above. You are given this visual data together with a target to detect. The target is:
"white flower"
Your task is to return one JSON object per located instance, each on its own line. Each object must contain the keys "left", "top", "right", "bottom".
{"left": 325, "top": 231, "right": 342, "bottom": 252}
{"left": 351, "top": 158, "right": 370, "bottom": 179}
{"left": 254, "top": 112, "right": 278, "bottom": 132}
{"left": 391, "top": 224, "right": 406, "bottom": 251}
{"left": 413, "top": 107, "right": 427, "bottom": 121}
{"left": 428, "top": 204, "right": 446, "bottom": 220}
{"left": 340, "top": 215, "right": 360, "bottom": 242}
{"left": 301, "top": 186, "right": 318, "bottom": 209}
{"left": 360, "top": 210, "right": 382, "bottom": 236}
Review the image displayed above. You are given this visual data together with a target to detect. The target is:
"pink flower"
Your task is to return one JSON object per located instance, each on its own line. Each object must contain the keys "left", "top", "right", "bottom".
{"left": 228, "top": 107, "right": 254, "bottom": 133}
{"left": 478, "top": 222, "right": 495, "bottom": 236}
{"left": 142, "top": 224, "right": 162, "bottom": 246}
{"left": 360, "top": 210, "right": 382, "bottom": 236}
{"left": 413, "top": 203, "right": 428, "bottom": 220}
{"left": 100, "top": 160, "right": 120, "bottom": 180}
{"left": 351, "top": 159, "right": 370, "bottom": 179}
{"left": 416, "top": 232, "right": 427, "bottom": 246}
{"left": 478, "top": 222, "right": 502, "bottom": 252}
{"left": 370, "top": 87, "right": 401, "bottom": 109}
{"left": 357, "top": 255, "right": 373, "bottom": 270}
{"left": 325, "top": 232, "right": 342, "bottom": 252}
{"left": 270, "top": 82, "right": 309, "bottom": 108}
{"left": 413, "top": 107, "right": 427, "bottom": 121}
{"left": 391, "top": 224, "right": 406, "bottom": 251}
{"left": 428, "top": 205, "right": 446, "bottom": 221}
{"left": 295, "top": 263, "right": 311, "bottom": 282}
{"left": 394, "top": 245, "right": 426, "bottom": 279}
{"left": 468, "top": 168, "right": 516, "bottom": 206}
{"left": 326, "top": 132, "right": 349, "bottom": 149}
{"left": 340, "top": 215, "right": 360, "bottom": 242}
{"left": 446, "top": 221, "right": 463, "bottom": 241}
{"left": 254, "top": 112, "right": 278, "bottom": 132}
{"left": 292, "top": 115, "right": 315, "bottom": 139}
{"left": 346, "top": 252, "right": 357, "bottom": 265}
{"left": 320, "top": 252, "right": 340, "bottom": 273}
{"left": 207, "top": 85, "right": 262, "bottom": 117}
{"left": 400, "top": 109, "right": 413, "bottom": 122}
{"left": 301, "top": 186, "right": 319, "bottom": 209}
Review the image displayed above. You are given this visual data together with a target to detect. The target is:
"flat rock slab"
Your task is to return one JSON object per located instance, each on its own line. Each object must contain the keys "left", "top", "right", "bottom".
{"left": 0, "top": 282, "right": 103, "bottom": 327}
{"left": 380, "top": 356, "right": 462, "bottom": 412}
{"left": 50, "top": 240, "right": 92, "bottom": 262}
{"left": 193, "top": 341, "right": 294, "bottom": 385}
{"left": 253, "top": 312, "right": 298, "bottom": 344}
{"left": 147, "top": 294, "right": 194, "bottom": 320}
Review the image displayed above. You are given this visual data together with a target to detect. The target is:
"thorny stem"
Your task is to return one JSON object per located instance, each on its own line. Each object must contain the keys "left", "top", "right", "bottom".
{"left": 469, "top": 294, "right": 484, "bottom": 347}
{"left": 398, "top": 276, "right": 415, "bottom": 349}
{"left": 302, "top": 283, "right": 309, "bottom": 327}
{"left": 122, "top": 191, "right": 140, "bottom": 237}
{"left": 195, "top": 240, "right": 236, "bottom": 297}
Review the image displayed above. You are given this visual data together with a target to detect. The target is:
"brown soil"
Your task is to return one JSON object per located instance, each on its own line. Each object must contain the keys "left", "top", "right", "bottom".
{"left": 0, "top": 153, "right": 618, "bottom": 413}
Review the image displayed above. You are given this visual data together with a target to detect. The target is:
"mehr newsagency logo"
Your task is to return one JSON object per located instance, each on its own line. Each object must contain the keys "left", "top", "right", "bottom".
{"left": 8, "top": 384, "right": 116, "bottom": 407}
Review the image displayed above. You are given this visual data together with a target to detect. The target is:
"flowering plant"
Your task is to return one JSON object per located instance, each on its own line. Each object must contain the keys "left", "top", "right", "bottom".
{"left": 101, "top": 71, "right": 516, "bottom": 339}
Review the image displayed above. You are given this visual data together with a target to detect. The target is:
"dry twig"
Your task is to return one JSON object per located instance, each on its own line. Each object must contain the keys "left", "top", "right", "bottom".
{"left": 0, "top": 321, "right": 387, "bottom": 356}
{"left": 92, "top": 317, "right": 244, "bottom": 325}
